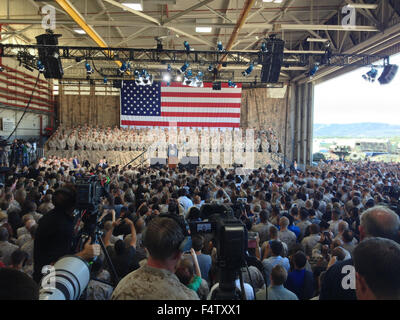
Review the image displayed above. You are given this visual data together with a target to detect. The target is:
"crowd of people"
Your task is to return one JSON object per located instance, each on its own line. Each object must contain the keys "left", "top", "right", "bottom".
{"left": 0, "top": 139, "right": 39, "bottom": 168}
{"left": 46, "top": 125, "right": 281, "bottom": 154}
{"left": 0, "top": 153, "right": 399, "bottom": 300}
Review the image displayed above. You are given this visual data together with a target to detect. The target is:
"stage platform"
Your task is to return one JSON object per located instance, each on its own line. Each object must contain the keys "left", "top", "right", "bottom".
{"left": 44, "top": 149, "right": 282, "bottom": 169}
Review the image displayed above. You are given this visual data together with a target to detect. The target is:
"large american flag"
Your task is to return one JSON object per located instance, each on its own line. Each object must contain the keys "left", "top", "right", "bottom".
{"left": 120, "top": 81, "right": 242, "bottom": 128}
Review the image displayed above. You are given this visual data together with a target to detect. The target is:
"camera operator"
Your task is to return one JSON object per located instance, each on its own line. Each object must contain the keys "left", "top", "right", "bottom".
{"left": 112, "top": 216, "right": 199, "bottom": 300}
{"left": 33, "top": 185, "right": 100, "bottom": 284}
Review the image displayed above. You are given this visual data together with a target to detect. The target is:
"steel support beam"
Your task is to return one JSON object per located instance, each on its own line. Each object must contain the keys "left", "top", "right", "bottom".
{"left": 218, "top": 0, "right": 257, "bottom": 70}
{"left": 102, "top": 0, "right": 161, "bottom": 26}
{"left": 162, "top": 0, "right": 216, "bottom": 25}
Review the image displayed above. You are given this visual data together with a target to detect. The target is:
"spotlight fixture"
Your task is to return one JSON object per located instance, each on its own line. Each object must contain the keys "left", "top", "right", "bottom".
{"left": 228, "top": 80, "right": 237, "bottom": 88}
{"left": 103, "top": 77, "right": 108, "bottom": 84}
{"left": 134, "top": 69, "right": 152, "bottom": 86}
{"left": 186, "top": 69, "right": 193, "bottom": 78}
{"left": 217, "top": 41, "right": 224, "bottom": 52}
{"left": 0, "top": 66, "right": 4, "bottom": 72}
{"left": 307, "top": 62, "right": 320, "bottom": 79}
{"left": 208, "top": 64, "right": 214, "bottom": 72}
{"left": 85, "top": 62, "right": 93, "bottom": 75}
{"left": 362, "top": 66, "right": 379, "bottom": 82}
{"left": 167, "top": 64, "right": 172, "bottom": 72}
{"left": 176, "top": 75, "right": 182, "bottom": 82}
{"left": 119, "top": 61, "right": 131, "bottom": 75}
{"left": 183, "top": 76, "right": 192, "bottom": 86}
{"left": 141, "top": 69, "right": 153, "bottom": 85}
{"left": 260, "top": 42, "right": 268, "bottom": 53}
{"left": 184, "top": 41, "right": 191, "bottom": 53}
{"left": 37, "top": 60, "right": 45, "bottom": 73}
{"left": 179, "top": 62, "right": 189, "bottom": 74}
{"left": 242, "top": 63, "right": 254, "bottom": 77}
{"left": 191, "top": 71, "right": 204, "bottom": 87}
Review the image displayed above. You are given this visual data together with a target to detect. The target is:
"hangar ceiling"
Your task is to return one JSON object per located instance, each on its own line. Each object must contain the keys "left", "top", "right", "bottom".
{"left": 1, "top": 0, "right": 400, "bottom": 84}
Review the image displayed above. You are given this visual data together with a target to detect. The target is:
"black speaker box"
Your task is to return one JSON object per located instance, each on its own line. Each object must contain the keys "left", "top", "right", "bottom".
{"left": 212, "top": 82, "right": 222, "bottom": 90}
{"left": 150, "top": 158, "right": 167, "bottom": 167}
{"left": 35, "top": 33, "right": 64, "bottom": 79}
{"left": 259, "top": 38, "right": 285, "bottom": 83}
{"left": 378, "top": 64, "right": 399, "bottom": 85}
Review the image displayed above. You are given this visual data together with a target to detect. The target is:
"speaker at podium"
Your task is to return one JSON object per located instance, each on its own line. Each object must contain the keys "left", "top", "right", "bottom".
{"left": 168, "top": 144, "right": 178, "bottom": 158}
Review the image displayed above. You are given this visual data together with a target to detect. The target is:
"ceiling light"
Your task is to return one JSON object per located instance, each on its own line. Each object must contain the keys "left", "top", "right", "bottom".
{"left": 123, "top": 1, "right": 143, "bottom": 11}
{"left": 307, "top": 38, "right": 329, "bottom": 42}
{"left": 196, "top": 27, "right": 212, "bottom": 33}
{"left": 74, "top": 28, "right": 86, "bottom": 34}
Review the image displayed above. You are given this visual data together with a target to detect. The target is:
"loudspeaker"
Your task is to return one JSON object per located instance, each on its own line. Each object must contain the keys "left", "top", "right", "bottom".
{"left": 378, "top": 64, "right": 399, "bottom": 85}
{"left": 212, "top": 82, "right": 222, "bottom": 90}
{"left": 113, "top": 80, "right": 122, "bottom": 88}
{"left": 150, "top": 158, "right": 167, "bottom": 168}
{"left": 180, "top": 156, "right": 199, "bottom": 166}
{"left": 259, "top": 38, "right": 285, "bottom": 83}
{"left": 35, "top": 33, "right": 64, "bottom": 79}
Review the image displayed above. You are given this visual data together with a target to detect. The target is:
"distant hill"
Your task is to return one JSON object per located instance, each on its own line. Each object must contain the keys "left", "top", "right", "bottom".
{"left": 314, "top": 123, "right": 400, "bottom": 138}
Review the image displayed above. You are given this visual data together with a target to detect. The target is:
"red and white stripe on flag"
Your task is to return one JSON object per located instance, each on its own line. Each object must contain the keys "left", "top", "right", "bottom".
{"left": 120, "top": 82, "right": 242, "bottom": 128}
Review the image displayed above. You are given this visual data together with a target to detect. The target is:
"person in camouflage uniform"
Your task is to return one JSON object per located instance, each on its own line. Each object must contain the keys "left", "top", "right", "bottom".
{"left": 112, "top": 217, "right": 199, "bottom": 300}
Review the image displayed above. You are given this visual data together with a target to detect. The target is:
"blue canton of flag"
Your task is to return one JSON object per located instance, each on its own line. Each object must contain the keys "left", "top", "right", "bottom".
{"left": 121, "top": 81, "right": 161, "bottom": 117}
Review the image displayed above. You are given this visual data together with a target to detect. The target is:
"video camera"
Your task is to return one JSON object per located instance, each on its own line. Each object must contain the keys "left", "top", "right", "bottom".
{"left": 75, "top": 174, "right": 108, "bottom": 210}
{"left": 189, "top": 204, "right": 247, "bottom": 300}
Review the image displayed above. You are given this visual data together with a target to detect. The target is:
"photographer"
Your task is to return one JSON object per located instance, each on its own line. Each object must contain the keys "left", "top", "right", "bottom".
{"left": 112, "top": 216, "right": 199, "bottom": 300}
{"left": 33, "top": 185, "right": 100, "bottom": 284}
{"left": 104, "top": 217, "right": 140, "bottom": 282}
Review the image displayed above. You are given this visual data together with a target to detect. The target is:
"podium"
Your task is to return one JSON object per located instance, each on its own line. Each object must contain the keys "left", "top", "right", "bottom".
{"left": 168, "top": 144, "right": 179, "bottom": 168}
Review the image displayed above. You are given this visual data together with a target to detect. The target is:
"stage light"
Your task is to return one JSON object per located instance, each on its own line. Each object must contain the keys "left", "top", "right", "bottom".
{"left": 208, "top": 64, "right": 214, "bottom": 72}
{"left": 307, "top": 63, "right": 319, "bottom": 79}
{"left": 141, "top": 69, "right": 153, "bottom": 85}
{"left": 242, "top": 63, "right": 254, "bottom": 77}
{"left": 163, "top": 73, "right": 171, "bottom": 82}
{"left": 179, "top": 62, "right": 189, "bottom": 73}
{"left": 362, "top": 66, "right": 379, "bottom": 82}
{"left": 228, "top": 80, "right": 237, "bottom": 88}
{"left": 260, "top": 42, "right": 268, "bottom": 53}
{"left": 217, "top": 41, "right": 224, "bottom": 52}
{"left": 119, "top": 61, "right": 128, "bottom": 74}
{"left": 190, "top": 71, "right": 204, "bottom": 87}
{"left": 103, "top": 77, "right": 108, "bottom": 84}
{"left": 0, "top": 67, "right": 4, "bottom": 72}
{"left": 183, "top": 76, "right": 192, "bottom": 86}
{"left": 186, "top": 69, "right": 193, "bottom": 77}
{"left": 85, "top": 62, "right": 93, "bottom": 75}
{"left": 167, "top": 64, "right": 172, "bottom": 72}
{"left": 176, "top": 75, "right": 182, "bottom": 81}
{"left": 37, "top": 60, "right": 45, "bottom": 73}
{"left": 184, "top": 41, "right": 191, "bottom": 53}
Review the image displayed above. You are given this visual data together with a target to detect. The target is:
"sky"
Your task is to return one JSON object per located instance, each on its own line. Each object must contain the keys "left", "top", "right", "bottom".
{"left": 314, "top": 53, "right": 400, "bottom": 125}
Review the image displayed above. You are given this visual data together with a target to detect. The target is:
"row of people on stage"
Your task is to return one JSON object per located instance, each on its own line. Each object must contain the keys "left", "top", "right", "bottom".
{"left": 46, "top": 124, "right": 281, "bottom": 153}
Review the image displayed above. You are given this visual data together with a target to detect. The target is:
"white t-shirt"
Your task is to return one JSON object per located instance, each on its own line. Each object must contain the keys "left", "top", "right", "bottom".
{"left": 207, "top": 279, "right": 255, "bottom": 300}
